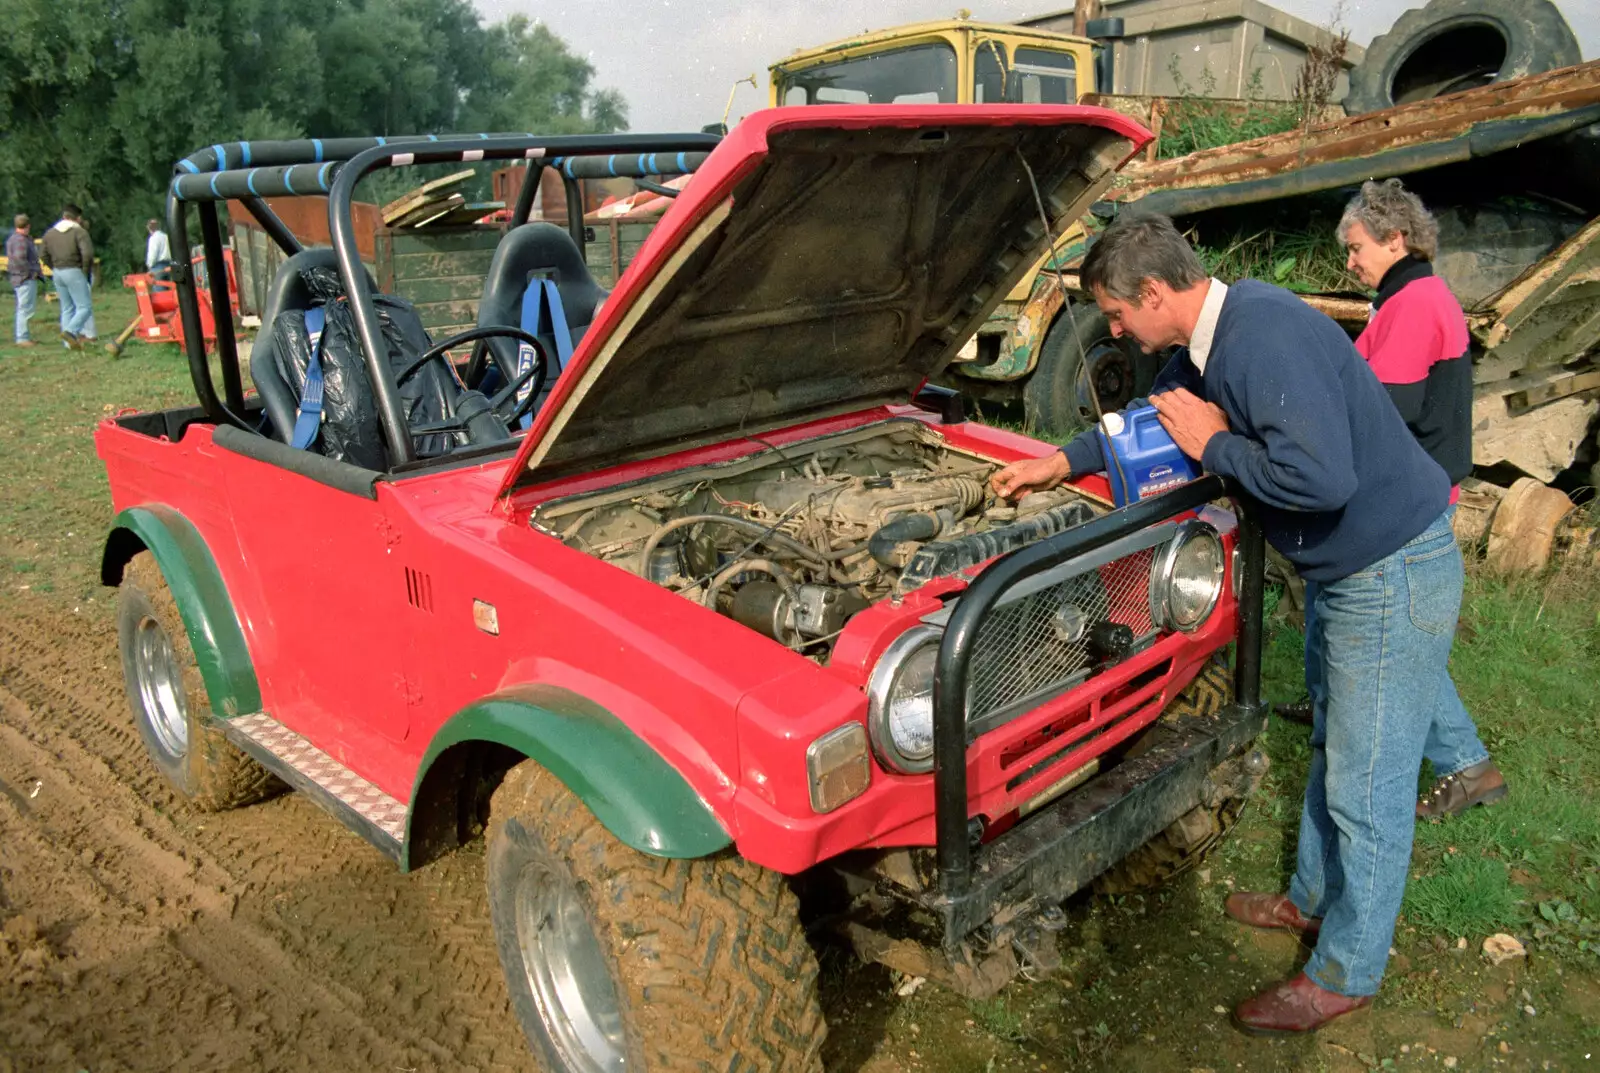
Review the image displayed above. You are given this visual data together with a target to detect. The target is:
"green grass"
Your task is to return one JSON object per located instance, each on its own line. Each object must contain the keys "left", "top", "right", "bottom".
{"left": 1241, "top": 565, "right": 1600, "bottom": 958}
{"left": 0, "top": 288, "right": 196, "bottom": 613}
{"left": 1155, "top": 63, "right": 1303, "bottom": 159}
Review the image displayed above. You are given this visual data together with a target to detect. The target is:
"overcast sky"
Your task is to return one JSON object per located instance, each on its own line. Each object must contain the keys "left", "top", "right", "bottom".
{"left": 474, "top": 0, "right": 1597, "bottom": 133}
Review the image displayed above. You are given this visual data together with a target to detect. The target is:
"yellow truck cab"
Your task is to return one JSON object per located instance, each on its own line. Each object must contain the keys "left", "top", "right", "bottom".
{"left": 768, "top": 18, "right": 1144, "bottom": 437}
{"left": 769, "top": 18, "right": 1098, "bottom": 108}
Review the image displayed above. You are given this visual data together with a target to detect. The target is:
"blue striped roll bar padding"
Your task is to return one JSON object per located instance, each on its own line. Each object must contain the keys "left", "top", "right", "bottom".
{"left": 549, "top": 152, "right": 709, "bottom": 180}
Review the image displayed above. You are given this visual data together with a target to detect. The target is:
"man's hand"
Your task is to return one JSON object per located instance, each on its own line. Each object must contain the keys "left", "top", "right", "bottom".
{"left": 990, "top": 451, "right": 1071, "bottom": 501}
{"left": 1150, "top": 388, "right": 1230, "bottom": 461}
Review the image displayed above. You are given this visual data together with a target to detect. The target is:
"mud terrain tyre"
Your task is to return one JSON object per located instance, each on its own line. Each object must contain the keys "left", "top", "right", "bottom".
{"left": 1343, "top": 0, "right": 1581, "bottom": 114}
{"left": 1023, "top": 304, "right": 1155, "bottom": 438}
{"left": 486, "top": 759, "right": 826, "bottom": 1073}
{"left": 116, "top": 551, "right": 281, "bottom": 810}
{"left": 1096, "top": 660, "right": 1250, "bottom": 894}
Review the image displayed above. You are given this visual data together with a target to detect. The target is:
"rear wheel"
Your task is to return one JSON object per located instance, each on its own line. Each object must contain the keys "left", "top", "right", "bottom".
{"left": 1096, "top": 660, "right": 1263, "bottom": 893}
{"left": 486, "top": 759, "right": 826, "bottom": 1073}
{"left": 116, "top": 551, "right": 281, "bottom": 810}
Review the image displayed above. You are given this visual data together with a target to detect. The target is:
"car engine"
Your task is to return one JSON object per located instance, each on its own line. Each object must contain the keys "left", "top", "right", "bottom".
{"left": 529, "top": 421, "right": 1106, "bottom": 659}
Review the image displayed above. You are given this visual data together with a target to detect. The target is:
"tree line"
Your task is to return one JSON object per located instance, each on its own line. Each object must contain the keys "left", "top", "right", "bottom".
{"left": 0, "top": 0, "right": 627, "bottom": 273}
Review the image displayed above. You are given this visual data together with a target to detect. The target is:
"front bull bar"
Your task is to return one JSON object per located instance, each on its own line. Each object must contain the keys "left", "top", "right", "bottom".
{"left": 928, "top": 475, "right": 1267, "bottom": 942}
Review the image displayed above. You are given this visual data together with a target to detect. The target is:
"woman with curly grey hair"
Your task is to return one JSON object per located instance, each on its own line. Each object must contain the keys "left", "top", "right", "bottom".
{"left": 1281, "top": 178, "right": 1506, "bottom": 820}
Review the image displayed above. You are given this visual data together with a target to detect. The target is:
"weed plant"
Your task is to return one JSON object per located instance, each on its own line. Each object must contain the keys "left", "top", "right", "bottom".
{"left": 1155, "top": 63, "right": 1301, "bottom": 159}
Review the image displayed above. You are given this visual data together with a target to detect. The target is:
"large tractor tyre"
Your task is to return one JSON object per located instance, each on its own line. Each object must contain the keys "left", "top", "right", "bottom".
{"left": 1023, "top": 304, "right": 1157, "bottom": 439}
{"left": 486, "top": 759, "right": 826, "bottom": 1073}
{"left": 1343, "top": 0, "right": 1580, "bottom": 114}
{"left": 1096, "top": 660, "right": 1258, "bottom": 894}
{"left": 116, "top": 552, "right": 282, "bottom": 810}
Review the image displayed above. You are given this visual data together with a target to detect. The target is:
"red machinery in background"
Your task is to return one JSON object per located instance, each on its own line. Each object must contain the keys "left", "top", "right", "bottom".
{"left": 120, "top": 248, "right": 240, "bottom": 353}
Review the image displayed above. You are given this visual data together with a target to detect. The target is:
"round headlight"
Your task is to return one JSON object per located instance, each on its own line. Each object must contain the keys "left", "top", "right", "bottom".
{"left": 1150, "top": 521, "right": 1225, "bottom": 633}
{"left": 866, "top": 625, "right": 942, "bottom": 774}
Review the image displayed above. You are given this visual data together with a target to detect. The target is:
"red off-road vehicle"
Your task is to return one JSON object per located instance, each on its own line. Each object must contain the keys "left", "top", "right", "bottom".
{"left": 97, "top": 107, "right": 1269, "bottom": 1071}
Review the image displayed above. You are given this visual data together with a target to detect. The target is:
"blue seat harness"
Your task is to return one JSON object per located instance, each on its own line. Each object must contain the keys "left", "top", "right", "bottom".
{"left": 516, "top": 278, "right": 574, "bottom": 428}
{"left": 291, "top": 306, "right": 326, "bottom": 450}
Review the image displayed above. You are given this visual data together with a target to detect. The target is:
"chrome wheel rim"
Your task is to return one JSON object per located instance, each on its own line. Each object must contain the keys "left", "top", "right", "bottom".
{"left": 134, "top": 616, "right": 188, "bottom": 758}
{"left": 514, "top": 860, "right": 626, "bottom": 1072}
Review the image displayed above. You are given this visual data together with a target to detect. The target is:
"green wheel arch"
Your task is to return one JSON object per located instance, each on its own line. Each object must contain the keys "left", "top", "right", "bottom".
{"left": 102, "top": 506, "right": 262, "bottom": 719}
{"left": 404, "top": 687, "right": 733, "bottom": 870}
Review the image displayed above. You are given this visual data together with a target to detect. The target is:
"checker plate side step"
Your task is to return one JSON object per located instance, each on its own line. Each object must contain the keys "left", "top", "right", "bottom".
{"left": 220, "top": 713, "right": 406, "bottom": 863}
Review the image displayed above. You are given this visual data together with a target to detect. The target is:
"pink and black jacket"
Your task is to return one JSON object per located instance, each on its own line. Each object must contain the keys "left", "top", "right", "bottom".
{"left": 1354, "top": 258, "right": 1474, "bottom": 488}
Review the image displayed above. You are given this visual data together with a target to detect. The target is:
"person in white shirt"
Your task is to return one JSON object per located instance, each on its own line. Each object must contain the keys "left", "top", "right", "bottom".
{"left": 145, "top": 219, "right": 173, "bottom": 272}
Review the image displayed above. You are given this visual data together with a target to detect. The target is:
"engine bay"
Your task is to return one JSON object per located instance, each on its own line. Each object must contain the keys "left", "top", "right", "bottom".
{"left": 529, "top": 420, "right": 1108, "bottom": 660}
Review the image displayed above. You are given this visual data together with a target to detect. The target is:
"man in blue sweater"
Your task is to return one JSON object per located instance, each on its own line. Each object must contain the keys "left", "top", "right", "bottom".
{"left": 993, "top": 215, "right": 1460, "bottom": 1035}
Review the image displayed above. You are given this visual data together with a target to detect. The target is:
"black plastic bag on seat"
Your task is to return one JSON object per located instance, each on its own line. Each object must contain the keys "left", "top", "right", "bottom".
{"left": 269, "top": 269, "right": 459, "bottom": 469}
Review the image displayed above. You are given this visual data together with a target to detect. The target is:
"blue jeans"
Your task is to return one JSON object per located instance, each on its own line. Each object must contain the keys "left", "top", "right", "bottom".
{"left": 1288, "top": 508, "right": 1464, "bottom": 997}
{"left": 12, "top": 279, "right": 36, "bottom": 342}
{"left": 53, "top": 267, "right": 93, "bottom": 337}
{"left": 1301, "top": 505, "right": 1487, "bottom": 779}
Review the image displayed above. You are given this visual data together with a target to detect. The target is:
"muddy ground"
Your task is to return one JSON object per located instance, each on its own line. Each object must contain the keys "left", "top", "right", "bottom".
{"left": 1, "top": 314, "right": 1596, "bottom": 1070}
{"left": 2, "top": 590, "right": 1597, "bottom": 1072}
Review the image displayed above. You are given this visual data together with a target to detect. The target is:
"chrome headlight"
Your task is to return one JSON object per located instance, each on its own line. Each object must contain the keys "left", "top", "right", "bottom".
{"left": 1149, "top": 521, "right": 1225, "bottom": 633}
{"left": 866, "top": 625, "right": 941, "bottom": 774}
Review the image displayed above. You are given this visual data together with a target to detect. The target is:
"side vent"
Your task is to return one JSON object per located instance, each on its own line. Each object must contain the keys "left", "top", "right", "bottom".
{"left": 405, "top": 567, "right": 434, "bottom": 612}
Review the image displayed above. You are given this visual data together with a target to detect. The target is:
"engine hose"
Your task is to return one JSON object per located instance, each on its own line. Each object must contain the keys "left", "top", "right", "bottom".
{"left": 701, "top": 558, "right": 801, "bottom": 616}
{"left": 869, "top": 510, "right": 946, "bottom": 569}
{"left": 636, "top": 513, "right": 868, "bottom": 576}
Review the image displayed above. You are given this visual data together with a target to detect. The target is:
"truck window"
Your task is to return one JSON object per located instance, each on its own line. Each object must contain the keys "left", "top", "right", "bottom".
{"left": 974, "top": 42, "right": 1006, "bottom": 104}
{"left": 777, "top": 43, "right": 959, "bottom": 106}
{"left": 1013, "top": 47, "right": 1077, "bottom": 104}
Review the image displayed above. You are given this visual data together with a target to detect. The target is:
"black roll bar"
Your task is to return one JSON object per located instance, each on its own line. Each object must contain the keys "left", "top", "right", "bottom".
{"left": 165, "top": 130, "right": 720, "bottom": 444}
{"left": 322, "top": 133, "right": 720, "bottom": 466}
{"left": 930, "top": 476, "right": 1266, "bottom": 900}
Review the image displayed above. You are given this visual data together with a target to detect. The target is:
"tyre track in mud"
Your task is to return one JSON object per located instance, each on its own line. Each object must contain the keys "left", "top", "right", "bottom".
{"left": 0, "top": 600, "right": 529, "bottom": 1072}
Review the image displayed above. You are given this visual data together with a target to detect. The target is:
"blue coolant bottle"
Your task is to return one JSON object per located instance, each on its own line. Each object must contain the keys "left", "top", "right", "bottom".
{"left": 1097, "top": 404, "right": 1201, "bottom": 507}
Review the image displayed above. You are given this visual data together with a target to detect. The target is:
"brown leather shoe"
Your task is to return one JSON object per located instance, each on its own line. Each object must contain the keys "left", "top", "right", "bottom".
{"left": 1231, "top": 973, "right": 1372, "bottom": 1036}
{"left": 1274, "top": 697, "right": 1313, "bottom": 725}
{"left": 1417, "top": 760, "right": 1508, "bottom": 821}
{"left": 1223, "top": 892, "right": 1321, "bottom": 936}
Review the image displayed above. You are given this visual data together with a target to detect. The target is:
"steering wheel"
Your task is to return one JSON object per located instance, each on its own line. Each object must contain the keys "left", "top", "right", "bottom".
{"left": 397, "top": 326, "right": 551, "bottom": 443}
{"left": 393, "top": 325, "right": 550, "bottom": 438}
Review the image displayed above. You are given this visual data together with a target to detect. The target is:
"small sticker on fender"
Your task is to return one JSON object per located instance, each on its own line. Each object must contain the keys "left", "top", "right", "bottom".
{"left": 473, "top": 599, "right": 500, "bottom": 635}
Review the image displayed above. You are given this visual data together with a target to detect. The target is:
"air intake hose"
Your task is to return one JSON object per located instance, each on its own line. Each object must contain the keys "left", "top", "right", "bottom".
{"left": 869, "top": 511, "right": 947, "bottom": 569}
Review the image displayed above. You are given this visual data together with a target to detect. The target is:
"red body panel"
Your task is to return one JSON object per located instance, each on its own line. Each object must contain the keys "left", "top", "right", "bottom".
{"left": 99, "top": 105, "right": 1226, "bottom": 876}
{"left": 97, "top": 402, "right": 1234, "bottom": 873}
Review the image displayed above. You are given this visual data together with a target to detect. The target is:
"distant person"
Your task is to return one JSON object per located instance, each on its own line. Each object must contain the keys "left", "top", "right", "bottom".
{"left": 40, "top": 203, "right": 94, "bottom": 349}
{"left": 7, "top": 214, "right": 43, "bottom": 347}
{"left": 145, "top": 218, "right": 172, "bottom": 273}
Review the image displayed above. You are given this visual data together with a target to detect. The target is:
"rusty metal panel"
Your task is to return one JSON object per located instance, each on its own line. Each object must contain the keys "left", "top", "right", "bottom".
{"left": 1110, "top": 61, "right": 1600, "bottom": 217}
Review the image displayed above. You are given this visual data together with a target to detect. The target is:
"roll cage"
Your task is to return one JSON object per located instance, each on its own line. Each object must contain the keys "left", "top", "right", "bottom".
{"left": 163, "top": 131, "right": 721, "bottom": 468}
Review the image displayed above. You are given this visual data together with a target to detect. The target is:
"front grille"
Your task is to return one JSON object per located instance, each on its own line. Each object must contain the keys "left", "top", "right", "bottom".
{"left": 966, "top": 547, "right": 1158, "bottom": 729}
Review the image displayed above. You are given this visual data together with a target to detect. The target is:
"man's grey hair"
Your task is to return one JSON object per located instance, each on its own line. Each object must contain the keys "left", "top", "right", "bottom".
{"left": 1338, "top": 178, "right": 1439, "bottom": 261}
{"left": 13, "top": 214, "right": 27, "bottom": 229}
{"left": 1079, "top": 213, "right": 1208, "bottom": 304}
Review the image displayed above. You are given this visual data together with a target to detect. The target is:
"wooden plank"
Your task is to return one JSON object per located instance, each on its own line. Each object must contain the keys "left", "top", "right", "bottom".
{"left": 380, "top": 169, "right": 476, "bottom": 224}
{"left": 1506, "top": 369, "right": 1600, "bottom": 416}
{"left": 389, "top": 254, "right": 495, "bottom": 284}
{"left": 387, "top": 230, "right": 504, "bottom": 255}
{"left": 419, "top": 202, "right": 504, "bottom": 228}
{"left": 396, "top": 276, "right": 489, "bottom": 305}
{"left": 392, "top": 193, "right": 466, "bottom": 229}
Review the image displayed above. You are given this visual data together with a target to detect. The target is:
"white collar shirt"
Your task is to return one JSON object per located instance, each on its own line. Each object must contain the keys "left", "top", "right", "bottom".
{"left": 1187, "top": 278, "right": 1229, "bottom": 375}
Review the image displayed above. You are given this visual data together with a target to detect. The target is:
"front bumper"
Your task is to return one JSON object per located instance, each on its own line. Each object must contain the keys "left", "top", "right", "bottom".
{"left": 916, "top": 695, "right": 1266, "bottom": 941}
{"left": 926, "top": 474, "right": 1269, "bottom": 945}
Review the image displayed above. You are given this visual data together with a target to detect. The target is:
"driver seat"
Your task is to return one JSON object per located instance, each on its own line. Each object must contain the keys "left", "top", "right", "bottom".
{"left": 474, "top": 223, "right": 608, "bottom": 413}
{"left": 250, "top": 248, "right": 458, "bottom": 470}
